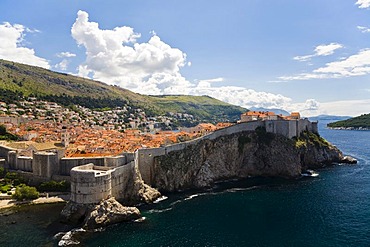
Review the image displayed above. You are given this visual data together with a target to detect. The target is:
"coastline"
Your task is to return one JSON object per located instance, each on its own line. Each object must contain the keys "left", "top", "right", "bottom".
{"left": 0, "top": 193, "right": 69, "bottom": 210}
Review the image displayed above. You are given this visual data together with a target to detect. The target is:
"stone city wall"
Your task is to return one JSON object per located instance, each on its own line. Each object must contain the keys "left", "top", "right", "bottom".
{"left": 32, "top": 152, "right": 59, "bottom": 178}
{"left": 59, "top": 157, "right": 105, "bottom": 176}
{"left": 0, "top": 145, "right": 15, "bottom": 162}
{"left": 136, "top": 119, "right": 318, "bottom": 185}
{"left": 70, "top": 164, "right": 112, "bottom": 204}
{"left": 16, "top": 156, "right": 33, "bottom": 172}
{"left": 70, "top": 162, "right": 135, "bottom": 204}
{"left": 110, "top": 161, "right": 135, "bottom": 200}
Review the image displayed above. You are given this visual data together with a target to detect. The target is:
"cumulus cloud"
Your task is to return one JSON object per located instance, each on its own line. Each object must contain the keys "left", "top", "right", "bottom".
{"left": 356, "top": 0, "right": 370, "bottom": 8}
{"left": 293, "top": 43, "right": 343, "bottom": 62}
{"left": 189, "top": 80, "right": 293, "bottom": 110}
{"left": 55, "top": 59, "right": 69, "bottom": 71}
{"left": 71, "top": 10, "right": 191, "bottom": 94}
{"left": 57, "top": 52, "right": 76, "bottom": 58}
{"left": 0, "top": 22, "right": 49, "bottom": 68}
{"left": 357, "top": 26, "right": 370, "bottom": 33}
{"left": 281, "top": 48, "right": 370, "bottom": 80}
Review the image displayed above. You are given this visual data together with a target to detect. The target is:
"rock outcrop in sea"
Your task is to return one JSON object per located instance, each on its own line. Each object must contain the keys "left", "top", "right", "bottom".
{"left": 61, "top": 167, "right": 160, "bottom": 226}
{"left": 83, "top": 197, "right": 141, "bottom": 229}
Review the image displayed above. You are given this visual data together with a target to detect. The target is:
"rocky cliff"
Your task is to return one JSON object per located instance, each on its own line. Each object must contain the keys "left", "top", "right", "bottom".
{"left": 152, "top": 128, "right": 347, "bottom": 192}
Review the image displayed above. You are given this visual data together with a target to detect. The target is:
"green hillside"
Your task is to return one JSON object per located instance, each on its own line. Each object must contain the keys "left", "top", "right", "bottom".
{"left": 0, "top": 59, "right": 246, "bottom": 123}
{"left": 327, "top": 114, "right": 370, "bottom": 128}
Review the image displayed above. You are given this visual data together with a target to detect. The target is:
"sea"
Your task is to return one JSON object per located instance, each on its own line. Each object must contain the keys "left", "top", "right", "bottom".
{"left": 1, "top": 120, "right": 369, "bottom": 247}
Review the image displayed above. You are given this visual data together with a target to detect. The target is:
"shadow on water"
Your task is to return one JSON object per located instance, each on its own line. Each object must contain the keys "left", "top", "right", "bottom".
{"left": 0, "top": 203, "right": 73, "bottom": 247}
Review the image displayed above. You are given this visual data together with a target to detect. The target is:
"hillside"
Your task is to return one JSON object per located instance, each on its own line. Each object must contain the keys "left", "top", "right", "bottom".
{"left": 0, "top": 59, "right": 246, "bottom": 123}
{"left": 327, "top": 114, "right": 370, "bottom": 129}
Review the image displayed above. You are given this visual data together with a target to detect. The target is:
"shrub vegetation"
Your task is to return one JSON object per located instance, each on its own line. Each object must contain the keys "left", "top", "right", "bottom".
{"left": 12, "top": 184, "right": 39, "bottom": 200}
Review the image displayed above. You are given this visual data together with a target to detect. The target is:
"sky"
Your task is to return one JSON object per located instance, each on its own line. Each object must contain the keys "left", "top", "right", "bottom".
{"left": 1, "top": 0, "right": 370, "bottom": 117}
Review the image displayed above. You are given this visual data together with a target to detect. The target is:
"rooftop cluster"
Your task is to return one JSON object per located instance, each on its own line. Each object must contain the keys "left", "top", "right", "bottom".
{"left": 0, "top": 99, "right": 232, "bottom": 156}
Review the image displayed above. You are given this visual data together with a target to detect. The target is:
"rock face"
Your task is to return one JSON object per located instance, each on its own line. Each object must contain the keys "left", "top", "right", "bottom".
{"left": 60, "top": 197, "right": 140, "bottom": 229}
{"left": 83, "top": 197, "right": 140, "bottom": 230}
{"left": 60, "top": 201, "right": 93, "bottom": 225}
{"left": 119, "top": 165, "right": 161, "bottom": 205}
{"left": 151, "top": 130, "right": 349, "bottom": 192}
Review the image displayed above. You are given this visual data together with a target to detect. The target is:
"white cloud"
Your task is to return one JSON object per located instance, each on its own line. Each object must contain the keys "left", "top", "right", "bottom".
{"left": 57, "top": 52, "right": 76, "bottom": 58}
{"left": 356, "top": 0, "right": 370, "bottom": 8}
{"left": 0, "top": 22, "right": 49, "bottom": 69}
{"left": 320, "top": 99, "right": 370, "bottom": 116}
{"left": 55, "top": 59, "right": 69, "bottom": 71}
{"left": 189, "top": 81, "right": 293, "bottom": 110}
{"left": 282, "top": 99, "right": 370, "bottom": 117}
{"left": 71, "top": 10, "right": 191, "bottom": 94}
{"left": 293, "top": 43, "right": 343, "bottom": 62}
{"left": 357, "top": 26, "right": 370, "bottom": 33}
{"left": 281, "top": 48, "right": 370, "bottom": 80}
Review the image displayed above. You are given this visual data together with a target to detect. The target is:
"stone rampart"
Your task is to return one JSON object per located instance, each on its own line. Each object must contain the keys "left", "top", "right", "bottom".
{"left": 16, "top": 156, "right": 33, "bottom": 172}
{"left": 70, "top": 164, "right": 112, "bottom": 204}
{"left": 105, "top": 155, "right": 126, "bottom": 167}
{"left": 8, "top": 151, "right": 17, "bottom": 170}
{"left": 110, "top": 161, "right": 135, "bottom": 200}
{"left": 70, "top": 162, "right": 135, "bottom": 204}
{"left": 32, "top": 152, "right": 59, "bottom": 178}
{"left": 136, "top": 148, "right": 166, "bottom": 184}
{"left": 60, "top": 157, "right": 105, "bottom": 176}
{"left": 0, "top": 145, "right": 15, "bottom": 162}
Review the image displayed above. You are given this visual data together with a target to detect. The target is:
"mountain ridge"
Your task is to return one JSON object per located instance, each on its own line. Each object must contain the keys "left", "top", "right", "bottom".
{"left": 0, "top": 59, "right": 246, "bottom": 123}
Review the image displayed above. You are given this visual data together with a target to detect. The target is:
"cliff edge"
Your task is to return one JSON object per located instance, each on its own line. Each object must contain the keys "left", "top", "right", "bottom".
{"left": 151, "top": 128, "right": 349, "bottom": 192}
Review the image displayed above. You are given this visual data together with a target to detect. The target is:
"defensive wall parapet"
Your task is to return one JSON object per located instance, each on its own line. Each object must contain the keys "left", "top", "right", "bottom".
{"left": 60, "top": 155, "right": 129, "bottom": 176}
{"left": 0, "top": 145, "right": 15, "bottom": 163}
{"left": 70, "top": 161, "right": 135, "bottom": 204}
{"left": 17, "top": 156, "right": 33, "bottom": 172}
{"left": 32, "top": 152, "right": 59, "bottom": 178}
{"left": 70, "top": 164, "right": 112, "bottom": 204}
{"left": 110, "top": 161, "right": 135, "bottom": 200}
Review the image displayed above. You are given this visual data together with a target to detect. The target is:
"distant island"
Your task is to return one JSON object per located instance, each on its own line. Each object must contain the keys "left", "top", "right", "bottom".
{"left": 327, "top": 113, "right": 370, "bottom": 130}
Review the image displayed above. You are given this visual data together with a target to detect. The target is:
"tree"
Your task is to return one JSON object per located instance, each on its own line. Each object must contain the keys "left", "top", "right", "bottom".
{"left": 12, "top": 184, "right": 39, "bottom": 201}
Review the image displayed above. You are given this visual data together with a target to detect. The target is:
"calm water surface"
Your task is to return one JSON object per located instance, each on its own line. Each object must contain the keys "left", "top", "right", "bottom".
{"left": 1, "top": 120, "right": 369, "bottom": 247}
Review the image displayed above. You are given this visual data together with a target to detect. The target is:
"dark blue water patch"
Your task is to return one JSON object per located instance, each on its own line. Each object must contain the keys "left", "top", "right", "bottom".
{"left": 0, "top": 203, "right": 70, "bottom": 247}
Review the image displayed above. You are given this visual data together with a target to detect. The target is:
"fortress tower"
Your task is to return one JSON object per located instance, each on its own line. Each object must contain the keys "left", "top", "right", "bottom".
{"left": 61, "top": 126, "right": 70, "bottom": 147}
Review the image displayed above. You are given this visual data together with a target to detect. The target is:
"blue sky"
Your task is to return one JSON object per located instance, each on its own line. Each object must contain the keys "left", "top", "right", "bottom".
{"left": 1, "top": 0, "right": 370, "bottom": 116}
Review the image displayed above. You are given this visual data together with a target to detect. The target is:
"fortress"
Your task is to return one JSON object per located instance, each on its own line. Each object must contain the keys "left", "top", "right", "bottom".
{"left": 0, "top": 118, "right": 317, "bottom": 204}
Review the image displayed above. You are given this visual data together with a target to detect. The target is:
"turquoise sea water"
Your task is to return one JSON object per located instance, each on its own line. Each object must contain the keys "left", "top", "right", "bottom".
{"left": 1, "top": 120, "right": 370, "bottom": 246}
